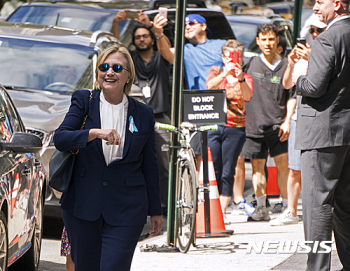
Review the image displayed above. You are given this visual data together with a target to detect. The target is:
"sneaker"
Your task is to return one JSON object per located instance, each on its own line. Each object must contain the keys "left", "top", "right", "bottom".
{"left": 230, "top": 199, "right": 255, "bottom": 216}
{"left": 223, "top": 213, "right": 232, "bottom": 225}
{"left": 247, "top": 206, "right": 270, "bottom": 221}
{"left": 271, "top": 202, "right": 285, "bottom": 213}
{"left": 269, "top": 210, "right": 300, "bottom": 226}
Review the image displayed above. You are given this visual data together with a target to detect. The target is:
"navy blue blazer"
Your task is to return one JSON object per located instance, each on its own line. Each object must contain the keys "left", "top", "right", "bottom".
{"left": 54, "top": 89, "right": 161, "bottom": 226}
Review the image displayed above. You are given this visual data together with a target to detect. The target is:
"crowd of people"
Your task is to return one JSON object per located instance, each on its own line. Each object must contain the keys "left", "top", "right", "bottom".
{"left": 54, "top": 0, "right": 350, "bottom": 269}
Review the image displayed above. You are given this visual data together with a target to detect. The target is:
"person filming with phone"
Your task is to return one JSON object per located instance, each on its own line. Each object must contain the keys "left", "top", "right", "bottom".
{"left": 111, "top": 10, "right": 173, "bottom": 217}
{"left": 206, "top": 40, "right": 253, "bottom": 221}
{"left": 269, "top": 16, "right": 326, "bottom": 227}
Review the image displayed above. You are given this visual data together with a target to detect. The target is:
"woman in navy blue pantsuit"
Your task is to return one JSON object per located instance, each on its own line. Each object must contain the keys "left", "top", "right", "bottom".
{"left": 54, "top": 44, "right": 163, "bottom": 271}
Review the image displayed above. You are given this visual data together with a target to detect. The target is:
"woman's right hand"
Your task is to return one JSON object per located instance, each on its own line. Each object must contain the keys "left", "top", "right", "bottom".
{"left": 88, "top": 129, "right": 121, "bottom": 146}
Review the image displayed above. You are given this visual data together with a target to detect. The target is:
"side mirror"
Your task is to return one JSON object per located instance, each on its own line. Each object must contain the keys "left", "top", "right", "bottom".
{"left": 0, "top": 132, "right": 42, "bottom": 153}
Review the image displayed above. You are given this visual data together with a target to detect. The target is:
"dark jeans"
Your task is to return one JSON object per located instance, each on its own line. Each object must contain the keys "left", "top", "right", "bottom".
{"left": 208, "top": 126, "right": 246, "bottom": 197}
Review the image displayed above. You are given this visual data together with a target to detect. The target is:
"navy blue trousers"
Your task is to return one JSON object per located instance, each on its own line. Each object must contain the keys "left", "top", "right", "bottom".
{"left": 63, "top": 210, "right": 143, "bottom": 271}
{"left": 208, "top": 126, "right": 246, "bottom": 197}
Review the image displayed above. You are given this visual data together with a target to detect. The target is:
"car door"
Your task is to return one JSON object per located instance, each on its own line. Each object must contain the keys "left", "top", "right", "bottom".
{"left": 0, "top": 90, "right": 33, "bottom": 257}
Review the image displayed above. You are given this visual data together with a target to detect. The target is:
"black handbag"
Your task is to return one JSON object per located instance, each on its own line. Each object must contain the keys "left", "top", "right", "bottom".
{"left": 49, "top": 91, "right": 92, "bottom": 193}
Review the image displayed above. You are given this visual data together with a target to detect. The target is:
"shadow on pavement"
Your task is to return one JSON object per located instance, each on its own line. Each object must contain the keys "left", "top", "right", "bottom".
{"left": 39, "top": 261, "right": 66, "bottom": 271}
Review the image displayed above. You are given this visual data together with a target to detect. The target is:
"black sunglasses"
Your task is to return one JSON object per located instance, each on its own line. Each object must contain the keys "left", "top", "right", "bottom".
{"left": 98, "top": 63, "right": 129, "bottom": 73}
{"left": 186, "top": 21, "right": 200, "bottom": 26}
{"left": 309, "top": 27, "right": 325, "bottom": 34}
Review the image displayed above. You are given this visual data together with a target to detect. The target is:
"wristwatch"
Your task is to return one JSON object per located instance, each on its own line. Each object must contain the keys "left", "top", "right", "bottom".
{"left": 239, "top": 77, "right": 246, "bottom": 83}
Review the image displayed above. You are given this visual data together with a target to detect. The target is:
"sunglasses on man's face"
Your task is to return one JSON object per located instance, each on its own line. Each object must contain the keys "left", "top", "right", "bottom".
{"left": 309, "top": 27, "right": 325, "bottom": 34}
{"left": 186, "top": 21, "right": 200, "bottom": 27}
{"left": 98, "top": 64, "right": 129, "bottom": 73}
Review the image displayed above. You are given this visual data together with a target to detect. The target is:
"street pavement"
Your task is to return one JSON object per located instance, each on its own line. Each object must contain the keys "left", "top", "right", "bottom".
{"left": 131, "top": 195, "right": 342, "bottom": 271}
{"left": 38, "top": 163, "right": 343, "bottom": 271}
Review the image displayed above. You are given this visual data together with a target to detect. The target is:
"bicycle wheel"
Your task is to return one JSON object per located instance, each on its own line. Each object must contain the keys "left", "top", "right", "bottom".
{"left": 176, "top": 158, "right": 197, "bottom": 253}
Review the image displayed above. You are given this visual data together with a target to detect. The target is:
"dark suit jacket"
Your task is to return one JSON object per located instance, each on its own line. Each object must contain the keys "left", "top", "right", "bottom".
{"left": 295, "top": 17, "right": 350, "bottom": 150}
{"left": 54, "top": 89, "right": 161, "bottom": 226}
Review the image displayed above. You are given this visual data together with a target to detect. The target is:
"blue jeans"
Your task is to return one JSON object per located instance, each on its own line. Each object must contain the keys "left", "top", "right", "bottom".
{"left": 208, "top": 126, "right": 246, "bottom": 197}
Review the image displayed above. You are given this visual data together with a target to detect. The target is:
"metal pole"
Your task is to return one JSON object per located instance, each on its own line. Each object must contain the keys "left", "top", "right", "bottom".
{"left": 201, "top": 132, "right": 211, "bottom": 233}
{"left": 293, "top": 0, "right": 303, "bottom": 46}
{"left": 167, "top": 0, "right": 187, "bottom": 245}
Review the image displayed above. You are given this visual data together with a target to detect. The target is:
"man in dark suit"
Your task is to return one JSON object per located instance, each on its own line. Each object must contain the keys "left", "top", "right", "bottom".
{"left": 293, "top": 0, "right": 350, "bottom": 270}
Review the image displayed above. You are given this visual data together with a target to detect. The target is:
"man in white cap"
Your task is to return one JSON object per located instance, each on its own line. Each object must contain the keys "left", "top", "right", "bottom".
{"left": 300, "top": 13, "right": 327, "bottom": 47}
{"left": 270, "top": 15, "right": 326, "bottom": 227}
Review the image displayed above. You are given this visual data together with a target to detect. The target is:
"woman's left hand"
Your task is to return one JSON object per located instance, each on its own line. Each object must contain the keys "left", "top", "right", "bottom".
{"left": 149, "top": 215, "right": 163, "bottom": 236}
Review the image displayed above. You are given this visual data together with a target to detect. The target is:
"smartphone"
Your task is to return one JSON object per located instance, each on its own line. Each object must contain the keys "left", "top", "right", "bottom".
{"left": 296, "top": 38, "right": 306, "bottom": 47}
{"left": 125, "top": 10, "right": 139, "bottom": 19}
{"left": 229, "top": 51, "right": 239, "bottom": 63}
{"left": 158, "top": 7, "right": 168, "bottom": 19}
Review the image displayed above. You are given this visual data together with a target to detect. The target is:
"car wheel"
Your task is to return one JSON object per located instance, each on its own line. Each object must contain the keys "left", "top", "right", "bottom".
{"left": 0, "top": 211, "right": 8, "bottom": 271}
{"left": 11, "top": 196, "right": 43, "bottom": 271}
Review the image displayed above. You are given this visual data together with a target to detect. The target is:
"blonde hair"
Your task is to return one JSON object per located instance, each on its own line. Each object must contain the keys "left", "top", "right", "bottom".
{"left": 94, "top": 44, "right": 135, "bottom": 96}
{"left": 222, "top": 39, "right": 244, "bottom": 54}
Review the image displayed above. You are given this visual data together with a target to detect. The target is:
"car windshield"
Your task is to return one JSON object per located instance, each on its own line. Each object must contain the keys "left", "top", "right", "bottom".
{"left": 7, "top": 6, "right": 127, "bottom": 33}
{"left": 228, "top": 21, "right": 258, "bottom": 51}
{"left": 0, "top": 37, "right": 95, "bottom": 94}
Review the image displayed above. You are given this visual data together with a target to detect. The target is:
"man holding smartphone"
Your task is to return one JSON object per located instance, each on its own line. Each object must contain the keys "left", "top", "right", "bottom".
{"left": 270, "top": 15, "right": 326, "bottom": 227}
{"left": 111, "top": 10, "right": 173, "bottom": 217}
{"left": 153, "top": 13, "right": 226, "bottom": 170}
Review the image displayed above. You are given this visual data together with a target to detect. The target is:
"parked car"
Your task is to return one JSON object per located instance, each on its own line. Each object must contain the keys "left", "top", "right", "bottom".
{"left": 6, "top": 0, "right": 209, "bottom": 36}
{"left": 0, "top": 21, "right": 119, "bottom": 218}
{"left": 0, "top": 85, "right": 45, "bottom": 271}
{"left": 6, "top": 0, "right": 126, "bottom": 33}
{"left": 226, "top": 14, "right": 293, "bottom": 59}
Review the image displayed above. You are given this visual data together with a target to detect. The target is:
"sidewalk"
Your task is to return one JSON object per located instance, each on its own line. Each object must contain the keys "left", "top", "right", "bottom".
{"left": 134, "top": 167, "right": 343, "bottom": 270}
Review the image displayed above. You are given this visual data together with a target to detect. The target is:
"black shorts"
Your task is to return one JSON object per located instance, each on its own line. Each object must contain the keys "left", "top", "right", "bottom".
{"left": 240, "top": 131, "right": 288, "bottom": 159}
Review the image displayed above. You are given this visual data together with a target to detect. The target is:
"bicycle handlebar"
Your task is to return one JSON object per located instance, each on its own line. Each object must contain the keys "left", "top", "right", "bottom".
{"left": 155, "top": 122, "right": 176, "bottom": 132}
{"left": 199, "top": 124, "right": 218, "bottom": 132}
{"left": 155, "top": 122, "right": 218, "bottom": 132}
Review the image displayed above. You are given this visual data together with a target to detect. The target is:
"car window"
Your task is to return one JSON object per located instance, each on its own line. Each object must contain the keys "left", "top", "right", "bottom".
{"left": 7, "top": 6, "right": 127, "bottom": 33}
{"left": 0, "top": 37, "right": 95, "bottom": 94}
{"left": 229, "top": 21, "right": 258, "bottom": 50}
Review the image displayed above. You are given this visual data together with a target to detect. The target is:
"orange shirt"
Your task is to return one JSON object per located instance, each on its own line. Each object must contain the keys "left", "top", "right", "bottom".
{"left": 207, "top": 66, "right": 253, "bottom": 127}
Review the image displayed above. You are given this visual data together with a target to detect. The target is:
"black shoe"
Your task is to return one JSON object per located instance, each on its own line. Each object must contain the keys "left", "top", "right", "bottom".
{"left": 271, "top": 202, "right": 284, "bottom": 213}
{"left": 250, "top": 198, "right": 270, "bottom": 208}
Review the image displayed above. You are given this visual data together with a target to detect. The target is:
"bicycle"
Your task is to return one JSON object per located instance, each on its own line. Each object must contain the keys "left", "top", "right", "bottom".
{"left": 155, "top": 121, "right": 218, "bottom": 253}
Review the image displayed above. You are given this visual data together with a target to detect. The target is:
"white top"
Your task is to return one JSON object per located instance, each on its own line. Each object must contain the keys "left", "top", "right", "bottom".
{"left": 260, "top": 54, "right": 281, "bottom": 71}
{"left": 100, "top": 92, "right": 128, "bottom": 165}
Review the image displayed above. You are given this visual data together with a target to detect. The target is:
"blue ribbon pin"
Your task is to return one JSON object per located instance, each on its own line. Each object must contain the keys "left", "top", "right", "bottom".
{"left": 129, "top": 116, "right": 138, "bottom": 133}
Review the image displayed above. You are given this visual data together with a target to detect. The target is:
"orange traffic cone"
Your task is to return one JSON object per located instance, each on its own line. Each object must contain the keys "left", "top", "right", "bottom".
{"left": 11, "top": 173, "right": 19, "bottom": 217}
{"left": 196, "top": 147, "right": 234, "bottom": 237}
{"left": 266, "top": 154, "right": 280, "bottom": 196}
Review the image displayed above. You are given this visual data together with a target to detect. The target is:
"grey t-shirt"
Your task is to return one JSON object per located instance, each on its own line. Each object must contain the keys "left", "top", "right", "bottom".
{"left": 245, "top": 56, "right": 295, "bottom": 138}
